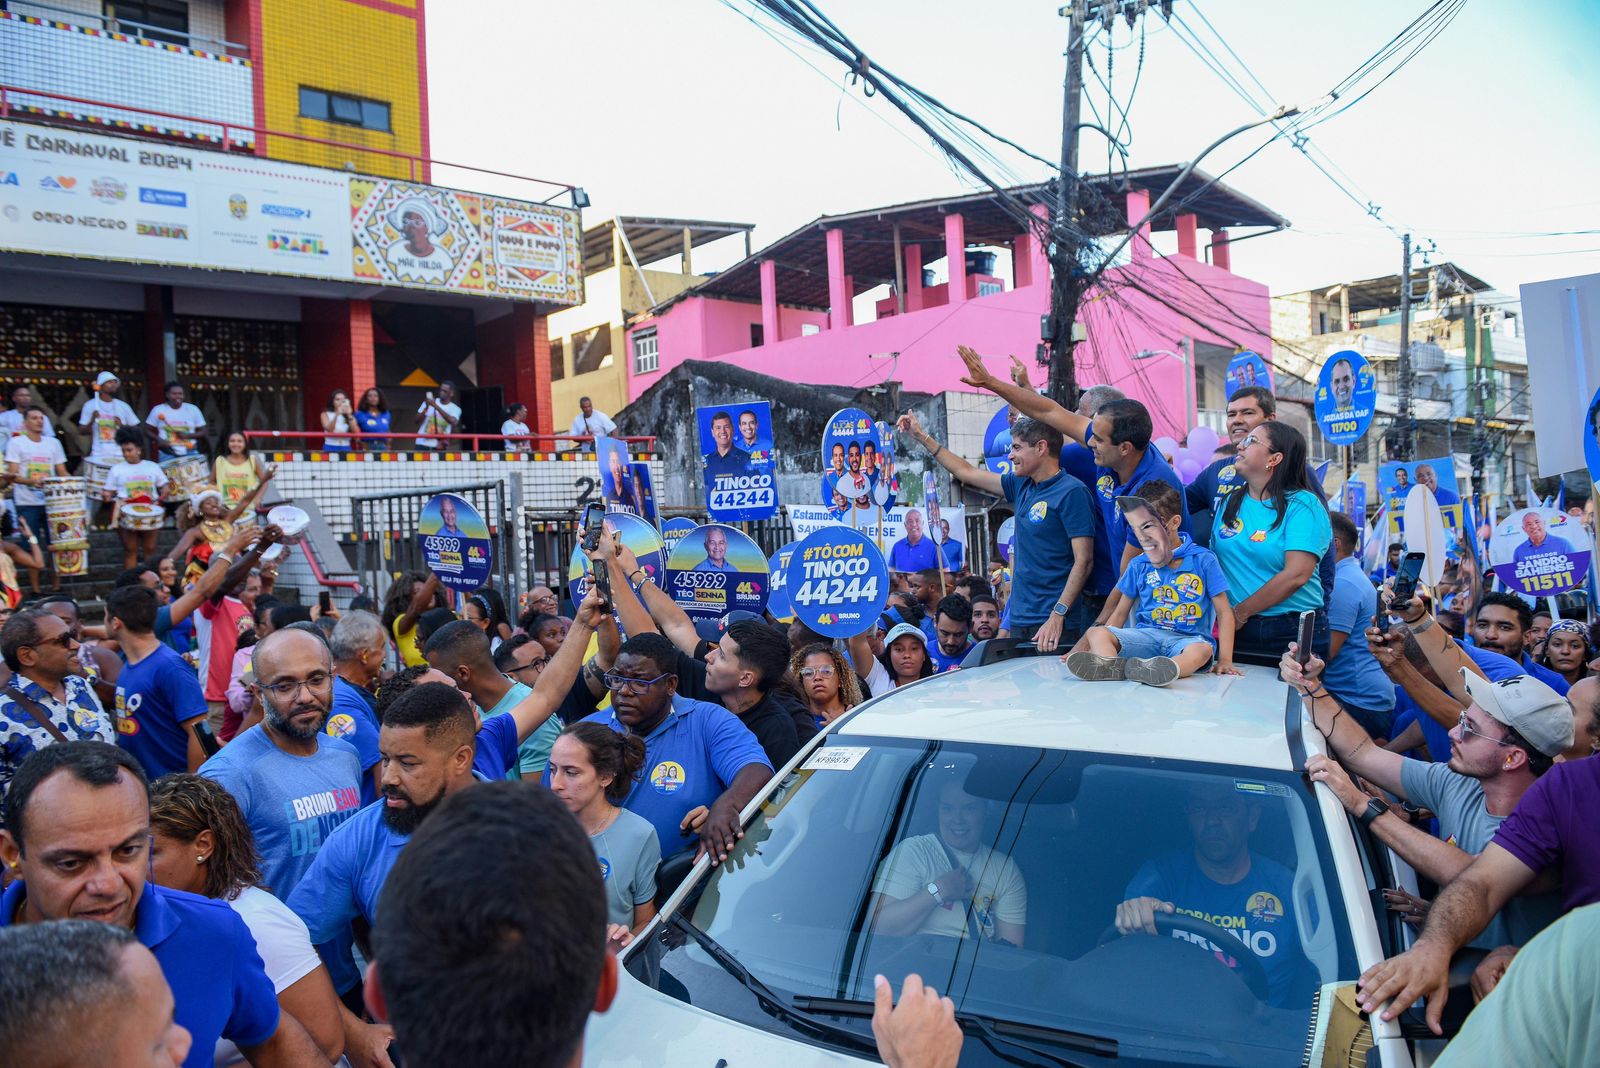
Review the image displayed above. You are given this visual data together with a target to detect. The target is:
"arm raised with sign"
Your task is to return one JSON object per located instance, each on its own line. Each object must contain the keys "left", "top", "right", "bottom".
{"left": 589, "top": 529, "right": 702, "bottom": 656}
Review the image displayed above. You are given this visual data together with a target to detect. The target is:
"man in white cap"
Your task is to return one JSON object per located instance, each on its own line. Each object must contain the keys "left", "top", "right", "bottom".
{"left": 78, "top": 371, "right": 139, "bottom": 465}
{"left": 1282, "top": 648, "right": 1569, "bottom": 952}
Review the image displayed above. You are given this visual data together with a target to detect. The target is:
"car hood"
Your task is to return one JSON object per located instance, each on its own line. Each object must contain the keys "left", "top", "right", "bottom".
{"left": 582, "top": 962, "right": 876, "bottom": 1066}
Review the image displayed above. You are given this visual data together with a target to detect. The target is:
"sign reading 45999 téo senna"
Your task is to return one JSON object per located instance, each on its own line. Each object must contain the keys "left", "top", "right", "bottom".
{"left": 785, "top": 526, "right": 890, "bottom": 639}
{"left": 418, "top": 494, "right": 492, "bottom": 593}
{"left": 697, "top": 403, "right": 778, "bottom": 522}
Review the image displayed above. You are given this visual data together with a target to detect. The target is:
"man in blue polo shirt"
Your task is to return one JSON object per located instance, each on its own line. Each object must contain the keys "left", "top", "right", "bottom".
{"left": 327, "top": 610, "right": 387, "bottom": 805}
{"left": 702, "top": 410, "right": 751, "bottom": 483}
{"left": 566, "top": 631, "right": 772, "bottom": 862}
{"left": 900, "top": 409, "right": 1094, "bottom": 651}
{"left": 888, "top": 508, "right": 940, "bottom": 573}
{"left": 0, "top": 742, "right": 322, "bottom": 1067}
{"left": 109, "top": 586, "right": 208, "bottom": 779}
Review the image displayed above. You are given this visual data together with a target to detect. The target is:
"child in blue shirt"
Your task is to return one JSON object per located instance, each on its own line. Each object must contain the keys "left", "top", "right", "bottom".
{"left": 1067, "top": 479, "right": 1240, "bottom": 687}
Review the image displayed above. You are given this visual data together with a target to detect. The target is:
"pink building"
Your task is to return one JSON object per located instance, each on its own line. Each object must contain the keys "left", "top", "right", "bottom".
{"left": 623, "top": 168, "right": 1286, "bottom": 439}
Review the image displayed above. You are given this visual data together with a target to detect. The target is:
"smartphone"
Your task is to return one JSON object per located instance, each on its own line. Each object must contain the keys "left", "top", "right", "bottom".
{"left": 318, "top": 590, "right": 332, "bottom": 614}
{"left": 580, "top": 503, "right": 611, "bottom": 601}
{"left": 1378, "top": 551, "right": 1427, "bottom": 633}
{"left": 1295, "top": 609, "right": 1316, "bottom": 666}
{"left": 192, "top": 721, "right": 221, "bottom": 758}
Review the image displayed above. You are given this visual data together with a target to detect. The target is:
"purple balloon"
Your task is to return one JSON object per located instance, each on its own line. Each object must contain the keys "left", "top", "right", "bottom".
{"left": 1176, "top": 457, "right": 1205, "bottom": 484}
{"left": 1186, "top": 425, "right": 1221, "bottom": 457}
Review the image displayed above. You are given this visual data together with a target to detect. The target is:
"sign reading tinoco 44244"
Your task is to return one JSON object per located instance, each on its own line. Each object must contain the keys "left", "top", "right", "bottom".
{"left": 784, "top": 526, "right": 890, "bottom": 639}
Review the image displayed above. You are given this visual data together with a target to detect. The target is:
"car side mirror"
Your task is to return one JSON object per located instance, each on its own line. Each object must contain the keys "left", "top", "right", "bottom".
{"left": 1397, "top": 946, "right": 1489, "bottom": 1039}
{"left": 654, "top": 847, "right": 698, "bottom": 910}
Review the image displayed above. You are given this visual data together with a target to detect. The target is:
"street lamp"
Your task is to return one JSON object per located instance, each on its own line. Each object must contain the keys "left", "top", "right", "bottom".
{"left": 1132, "top": 342, "right": 1192, "bottom": 429}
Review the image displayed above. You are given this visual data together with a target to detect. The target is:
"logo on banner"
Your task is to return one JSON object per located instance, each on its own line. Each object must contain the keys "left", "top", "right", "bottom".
{"left": 228, "top": 194, "right": 248, "bottom": 219}
{"left": 268, "top": 233, "right": 327, "bottom": 256}
{"left": 90, "top": 178, "right": 126, "bottom": 203}
{"left": 262, "top": 203, "right": 311, "bottom": 219}
{"left": 139, "top": 187, "right": 186, "bottom": 207}
{"left": 0, "top": 172, "right": 18, "bottom": 187}
{"left": 136, "top": 221, "right": 188, "bottom": 240}
{"left": 40, "top": 175, "right": 76, "bottom": 192}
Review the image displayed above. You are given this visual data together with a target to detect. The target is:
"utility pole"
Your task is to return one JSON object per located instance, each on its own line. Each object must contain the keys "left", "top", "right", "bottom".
{"left": 1394, "top": 232, "right": 1414, "bottom": 461}
{"left": 1045, "top": 0, "right": 1089, "bottom": 409}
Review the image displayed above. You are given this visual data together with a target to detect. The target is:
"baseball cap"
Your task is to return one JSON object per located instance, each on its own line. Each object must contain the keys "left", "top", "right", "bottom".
{"left": 1460, "top": 668, "right": 1575, "bottom": 757}
{"left": 882, "top": 622, "right": 927, "bottom": 649}
{"left": 94, "top": 371, "right": 119, "bottom": 387}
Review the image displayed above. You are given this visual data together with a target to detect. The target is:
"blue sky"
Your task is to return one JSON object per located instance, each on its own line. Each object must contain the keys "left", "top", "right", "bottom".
{"left": 429, "top": 0, "right": 1600, "bottom": 296}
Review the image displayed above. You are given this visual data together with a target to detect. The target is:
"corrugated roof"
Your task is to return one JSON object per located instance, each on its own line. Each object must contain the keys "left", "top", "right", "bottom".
{"left": 583, "top": 217, "right": 755, "bottom": 274}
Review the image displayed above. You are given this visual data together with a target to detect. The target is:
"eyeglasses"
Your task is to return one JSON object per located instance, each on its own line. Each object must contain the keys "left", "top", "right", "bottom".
{"left": 508, "top": 657, "right": 549, "bottom": 676}
{"left": 799, "top": 666, "right": 836, "bottom": 680}
{"left": 602, "top": 671, "right": 673, "bottom": 693}
{"left": 1457, "top": 712, "right": 1514, "bottom": 747}
{"left": 261, "top": 671, "right": 334, "bottom": 700}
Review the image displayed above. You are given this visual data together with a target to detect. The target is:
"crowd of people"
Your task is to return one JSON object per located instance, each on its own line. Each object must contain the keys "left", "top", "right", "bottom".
{"left": 1, "top": 347, "right": 1598, "bottom": 1066}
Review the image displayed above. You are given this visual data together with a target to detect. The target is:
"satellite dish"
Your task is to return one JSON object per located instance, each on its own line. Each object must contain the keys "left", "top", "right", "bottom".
{"left": 1404, "top": 484, "right": 1449, "bottom": 586}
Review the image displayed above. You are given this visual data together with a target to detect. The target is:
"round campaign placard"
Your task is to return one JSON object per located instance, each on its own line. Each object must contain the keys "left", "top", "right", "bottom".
{"left": 418, "top": 494, "right": 492, "bottom": 593}
{"left": 1584, "top": 384, "right": 1600, "bottom": 488}
{"left": 660, "top": 517, "right": 696, "bottom": 559}
{"left": 664, "top": 523, "right": 769, "bottom": 620}
{"left": 1489, "top": 507, "right": 1593, "bottom": 598}
{"left": 566, "top": 512, "right": 665, "bottom": 608}
{"left": 983, "top": 406, "right": 1013, "bottom": 475}
{"left": 822, "top": 407, "right": 892, "bottom": 513}
{"left": 766, "top": 540, "right": 802, "bottom": 623}
{"left": 872, "top": 420, "right": 899, "bottom": 510}
{"left": 1225, "top": 350, "right": 1274, "bottom": 395}
{"left": 1403, "top": 484, "right": 1449, "bottom": 586}
{"left": 785, "top": 525, "right": 890, "bottom": 639}
{"left": 1313, "top": 349, "right": 1377, "bottom": 446}
{"left": 996, "top": 516, "right": 1016, "bottom": 564}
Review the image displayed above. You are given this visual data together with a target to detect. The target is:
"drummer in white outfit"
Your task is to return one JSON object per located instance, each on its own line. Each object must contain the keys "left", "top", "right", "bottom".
{"left": 105, "top": 425, "right": 169, "bottom": 569}
{"left": 78, "top": 370, "right": 140, "bottom": 510}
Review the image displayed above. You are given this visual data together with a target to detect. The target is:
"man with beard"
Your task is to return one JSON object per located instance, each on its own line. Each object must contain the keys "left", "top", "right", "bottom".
{"left": 969, "top": 593, "right": 1001, "bottom": 641}
{"left": 1474, "top": 592, "right": 1570, "bottom": 696}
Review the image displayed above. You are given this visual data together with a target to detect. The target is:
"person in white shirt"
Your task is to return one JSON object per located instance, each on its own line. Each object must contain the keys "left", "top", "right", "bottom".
{"left": 569, "top": 396, "right": 616, "bottom": 451}
{"left": 0, "top": 385, "right": 56, "bottom": 440}
{"left": 78, "top": 371, "right": 140, "bottom": 464}
{"left": 501, "top": 403, "right": 532, "bottom": 453}
{"left": 105, "top": 426, "right": 169, "bottom": 569}
{"left": 145, "top": 380, "right": 207, "bottom": 459}
{"left": 4, "top": 407, "right": 68, "bottom": 591}
{"left": 415, "top": 380, "right": 461, "bottom": 450}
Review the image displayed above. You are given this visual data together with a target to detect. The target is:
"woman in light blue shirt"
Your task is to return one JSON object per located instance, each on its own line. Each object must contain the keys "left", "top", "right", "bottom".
{"left": 1211, "top": 422, "right": 1331, "bottom": 659}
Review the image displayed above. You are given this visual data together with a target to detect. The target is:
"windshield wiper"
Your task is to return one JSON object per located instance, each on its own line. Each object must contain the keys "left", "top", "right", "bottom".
{"left": 666, "top": 914, "right": 878, "bottom": 1056}
{"left": 792, "top": 996, "right": 1116, "bottom": 1067}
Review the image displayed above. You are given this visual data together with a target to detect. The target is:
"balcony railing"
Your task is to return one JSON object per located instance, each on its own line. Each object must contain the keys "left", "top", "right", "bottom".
{"left": 4, "top": 1, "right": 248, "bottom": 55}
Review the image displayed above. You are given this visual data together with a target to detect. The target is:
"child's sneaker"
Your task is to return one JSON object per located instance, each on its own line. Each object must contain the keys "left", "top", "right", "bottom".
{"left": 1125, "top": 656, "right": 1180, "bottom": 688}
{"left": 1067, "top": 651, "right": 1127, "bottom": 682}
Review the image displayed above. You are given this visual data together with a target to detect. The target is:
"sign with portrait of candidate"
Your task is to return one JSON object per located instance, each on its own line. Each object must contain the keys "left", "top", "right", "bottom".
{"left": 785, "top": 526, "right": 889, "bottom": 639}
{"left": 661, "top": 517, "right": 696, "bottom": 559}
{"left": 1380, "top": 458, "right": 1463, "bottom": 539}
{"left": 982, "top": 406, "right": 1015, "bottom": 475}
{"left": 1225, "top": 350, "right": 1274, "bottom": 396}
{"left": 697, "top": 402, "right": 778, "bottom": 522}
{"left": 1583, "top": 384, "right": 1600, "bottom": 489}
{"left": 871, "top": 420, "right": 899, "bottom": 509}
{"left": 996, "top": 516, "right": 1016, "bottom": 564}
{"left": 1313, "top": 349, "right": 1377, "bottom": 446}
{"left": 1489, "top": 507, "right": 1592, "bottom": 597}
{"left": 821, "top": 408, "right": 893, "bottom": 518}
{"left": 626, "top": 462, "right": 658, "bottom": 525}
{"left": 664, "top": 523, "right": 769, "bottom": 620}
{"left": 418, "top": 493, "right": 492, "bottom": 592}
{"left": 595, "top": 436, "right": 641, "bottom": 512}
{"left": 566, "top": 512, "right": 664, "bottom": 610}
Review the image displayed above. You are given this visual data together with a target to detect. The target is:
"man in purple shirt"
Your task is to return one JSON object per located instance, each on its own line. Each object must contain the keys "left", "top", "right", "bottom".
{"left": 1354, "top": 672, "right": 1589, "bottom": 1034}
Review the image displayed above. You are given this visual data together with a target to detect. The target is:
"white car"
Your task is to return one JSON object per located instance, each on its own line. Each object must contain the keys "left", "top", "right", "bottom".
{"left": 584, "top": 645, "right": 1466, "bottom": 1067}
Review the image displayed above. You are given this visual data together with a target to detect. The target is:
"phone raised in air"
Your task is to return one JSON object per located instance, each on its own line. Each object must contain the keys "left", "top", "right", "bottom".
{"left": 318, "top": 590, "right": 332, "bottom": 614}
{"left": 1378, "top": 551, "right": 1427, "bottom": 632}
{"left": 192, "top": 721, "right": 222, "bottom": 758}
{"left": 580, "top": 503, "right": 611, "bottom": 601}
{"left": 1295, "top": 609, "right": 1316, "bottom": 666}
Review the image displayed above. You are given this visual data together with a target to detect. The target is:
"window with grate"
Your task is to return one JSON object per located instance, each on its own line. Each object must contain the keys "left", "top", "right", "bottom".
{"left": 633, "top": 330, "right": 659, "bottom": 375}
{"left": 104, "top": 1, "right": 189, "bottom": 46}
{"left": 298, "top": 87, "right": 392, "bottom": 132}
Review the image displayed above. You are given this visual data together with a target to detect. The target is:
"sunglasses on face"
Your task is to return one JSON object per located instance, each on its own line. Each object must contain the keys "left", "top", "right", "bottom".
{"left": 1457, "top": 712, "right": 1514, "bottom": 747}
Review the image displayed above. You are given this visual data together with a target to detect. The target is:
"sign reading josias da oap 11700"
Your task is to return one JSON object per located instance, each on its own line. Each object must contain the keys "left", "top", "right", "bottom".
{"left": 697, "top": 402, "right": 778, "bottom": 522}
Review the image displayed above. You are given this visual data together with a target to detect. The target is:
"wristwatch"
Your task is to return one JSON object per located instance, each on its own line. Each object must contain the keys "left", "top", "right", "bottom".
{"left": 926, "top": 881, "right": 944, "bottom": 905}
{"left": 1358, "top": 796, "right": 1391, "bottom": 828}
{"left": 1052, "top": 601, "right": 1070, "bottom": 617}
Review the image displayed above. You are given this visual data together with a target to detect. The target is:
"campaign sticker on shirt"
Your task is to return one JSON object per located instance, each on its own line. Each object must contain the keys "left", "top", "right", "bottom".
{"left": 325, "top": 713, "right": 357, "bottom": 739}
{"left": 418, "top": 494, "right": 492, "bottom": 593}
{"left": 567, "top": 512, "right": 665, "bottom": 608}
{"left": 698, "top": 402, "right": 778, "bottom": 522}
{"left": 664, "top": 524, "right": 769, "bottom": 620}
{"left": 1225, "top": 350, "right": 1274, "bottom": 395}
{"left": 801, "top": 746, "right": 870, "bottom": 771}
{"left": 822, "top": 407, "right": 894, "bottom": 516}
{"left": 650, "top": 760, "right": 687, "bottom": 795}
{"left": 1313, "top": 350, "right": 1377, "bottom": 446}
{"left": 660, "top": 517, "right": 696, "bottom": 559}
{"left": 1489, "top": 507, "right": 1592, "bottom": 597}
{"left": 996, "top": 516, "right": 1016, "bottom": 563}
{"left": 766, "top": 540, "right": 802, "bottom": 623}
{"left": 983, "top": 406, "right": 1013, "bottom": 475}
{"left": 785, "top": 525, "right": 889, "bottom": 639}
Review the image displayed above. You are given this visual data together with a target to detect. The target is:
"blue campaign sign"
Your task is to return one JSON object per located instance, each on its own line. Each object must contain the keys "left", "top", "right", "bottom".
{"left": 627, "top": 462, "right": 658, "bottom": 525}
{"left": 766, "top": 540, "right": 802, "bottom": 623}
{"left": 1225, "top": 350, "right": 1274, "bottom": 395}
{"left": 418, "top": 494, "right": 492, "bottom": 592}
{"left": 983, "top": 406, "right": 1014, "bottom": 475}
{"left": 871, "top": 420, "right": 899, "bottom": 509}
{"left": 996, "top": 516, "right": 1016, "bottom": 564}
{"left": 1341, "top": 480, "right": 1367, "bottom": 519}
{"left": 664, "top": 523, "right": 769, "bottom": 620}
{"left": 785, "top": 525, "right": 890, "bottom": 639}
{"left": 697, "top": 402, "right": 778, "bottom": 522}
{"left": 1584, "top": 385, "right": 1600, "bottom": 488}
{"left": 822, "top": 407, "right": 894, "bottom": 513}
{"left": 567, "top": 512, "right": 664, "bottom": 609}
{"left": 1490, "top": 507, "right": 1593, "bottom": 598}
{"left": 661, "top": 517, "right": 696, "bottom": 559}
{"left": 1314, "top": 349, "right": 1377, "bottom": 446}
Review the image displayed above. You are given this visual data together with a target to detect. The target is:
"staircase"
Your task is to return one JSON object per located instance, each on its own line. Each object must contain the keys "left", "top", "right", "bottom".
{"left": 44, "top": 521, "right": 183, "bottom": 622}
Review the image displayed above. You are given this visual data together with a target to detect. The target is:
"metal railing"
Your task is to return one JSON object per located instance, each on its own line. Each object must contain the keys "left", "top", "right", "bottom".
{"left": 351, "top": 481, "right": 515, "bottom": 605}
{"left": 4, "top": 1, "right": 248, "bottom": 54}
{"left": 245, "top": 431, "right": 657, "bottom": 453}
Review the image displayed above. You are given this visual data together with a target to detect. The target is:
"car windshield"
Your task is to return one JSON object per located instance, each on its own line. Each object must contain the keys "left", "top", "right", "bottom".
{"left": 627, "top": 735, "right": 1359, "bottom": 1067}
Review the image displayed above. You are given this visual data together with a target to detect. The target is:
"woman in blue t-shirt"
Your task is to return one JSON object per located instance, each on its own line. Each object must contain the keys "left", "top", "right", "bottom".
{"left": 353, "top": 387, "right": 391, "bottom": 450}
{"left": 1211, "top": 422, "right": 1331, "bottom": 659}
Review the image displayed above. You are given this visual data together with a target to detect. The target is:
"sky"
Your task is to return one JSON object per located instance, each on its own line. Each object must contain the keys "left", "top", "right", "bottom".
{"left": 427, "top": 0, "right": 1600, "bottom": 299}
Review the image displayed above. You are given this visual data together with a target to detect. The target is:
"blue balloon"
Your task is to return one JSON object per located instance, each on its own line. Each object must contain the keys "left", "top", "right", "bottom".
{"left": 1314, "top": 350, "right": 1378, "bottom": 446}
{"left": 785, "top": 525, "right": 890, "bottom": 639}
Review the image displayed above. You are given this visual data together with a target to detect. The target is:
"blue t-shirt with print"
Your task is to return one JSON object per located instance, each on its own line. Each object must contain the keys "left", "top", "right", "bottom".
{"left": 563, "top": 696, "right": 772, "bottom": 852}
{"left": 1212, "top": 490, "right": 1331, "bottom": 616}
{"left": 1194, "top": 457, "right": 1337, "bottom": 607}
{"left": 1126, "top": 849, "right": 1307, "bottom": 1008}
{"left": 325, "top": 677, "right": 381, "bottom": 806}
{"left": 1092, "top": 447, "right": 1195, "bottom": 564}
{"left": 115, "top": 643, "right": 209, "bottom": 780}
{"left": 198, "top": 726, "right": 363, "bottom": 899}
{"left": 1061, "top": 442, "right": 1117, "bottom": 596}
{"left": 1115, "top": 535, "right": 1230, "bottom": 644}
{"left": 1323, "top": 556, "right": 1396, "bottom": 713}
{"left": 287, "top": 801, "right": 408, "bottom": 944}
{"left": 928, "top": 640, "right": 971, "bottom": 673}
{"left": 1002, "top": 469, "right": 1095, "bottom": 627}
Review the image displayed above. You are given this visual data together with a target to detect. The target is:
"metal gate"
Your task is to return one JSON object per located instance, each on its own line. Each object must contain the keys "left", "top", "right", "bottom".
{"left": 352, "top": 481, "right": 516, "bottom": 605}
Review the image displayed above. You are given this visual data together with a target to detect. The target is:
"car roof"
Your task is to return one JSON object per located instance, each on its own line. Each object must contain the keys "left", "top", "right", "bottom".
{"left": 838, "top": 656, "right": 1299, "bottom": 770}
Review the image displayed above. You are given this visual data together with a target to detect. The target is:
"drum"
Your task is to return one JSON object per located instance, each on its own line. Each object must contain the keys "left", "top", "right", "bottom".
{"left": 43, "top": 478, "right": 88, "bottom": 545}
{"left": 51, "top": 539, "right": 89, "bottom": 577}
{"left": 81, "top": 459, "right": 115, "bottom": 500}
{"left": 160, "top": 455, "right": 210, "bottom": 500}
{"left": 266, "top": 505, "right": 310, "bottom": 544}
{"left": 260, "top": 541, "right": 288, "bottom": 565}
{"left": 119, "top": 503, "right": 165, "bottom": 532}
